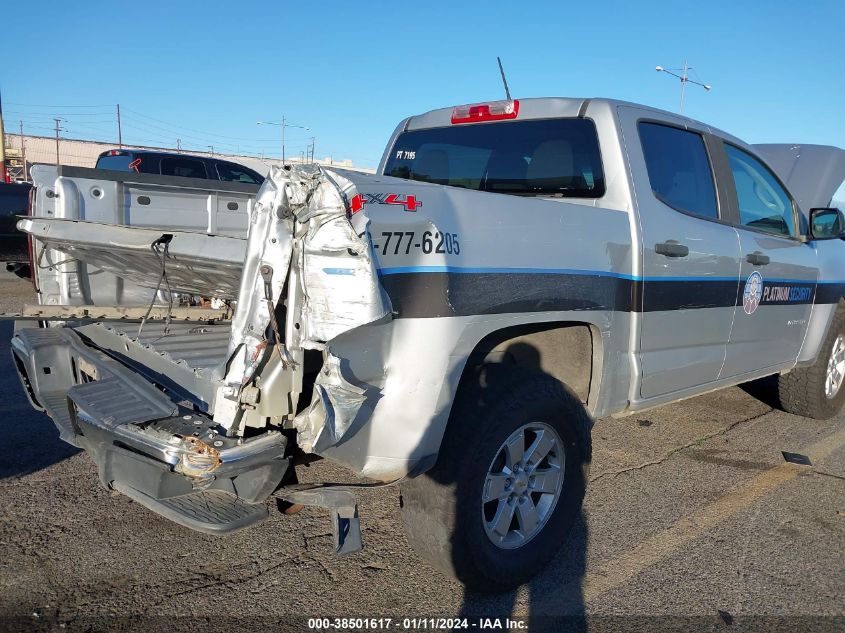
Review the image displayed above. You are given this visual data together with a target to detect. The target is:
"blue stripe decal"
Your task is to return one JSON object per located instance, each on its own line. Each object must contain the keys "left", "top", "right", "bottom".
{"left": 323, "top": 267, "right": 356, "bottom": 276}
{"left": 376, "top": 265, "right": 845, "bottom": 286}
{"left": 377, "top": 265, "right": 638, "bottom": 280}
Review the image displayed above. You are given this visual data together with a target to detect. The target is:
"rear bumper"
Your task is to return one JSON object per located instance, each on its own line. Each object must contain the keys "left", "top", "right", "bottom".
{"left": 11, "top": 324, "right": 289, "bottom": 528}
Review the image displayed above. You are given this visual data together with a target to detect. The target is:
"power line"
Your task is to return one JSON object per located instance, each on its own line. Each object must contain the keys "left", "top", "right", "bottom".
{"left": 5, "top": 110, "right": 115, "bottom": 118}
{"left": 11, "top": 106, "right": 362, "bottom": 163}
{"left": 10, "top": 104, "right": 300, "bottom": 152}
{"left": 120, "top": 117, "right": 249, "bottom": 150}
{"left": 123, "top": 107, "right": 282, "bottom": 143}
{"left": 5, "top": 101, "right": 113, "bottom": 108}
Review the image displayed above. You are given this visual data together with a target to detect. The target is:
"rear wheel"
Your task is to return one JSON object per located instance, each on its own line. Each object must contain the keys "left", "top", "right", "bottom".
{"left": 400, "top": 367, "right": 591, "bottom": 592}
{"left": 779, "top": 307, "right": 845, "bottom": 419}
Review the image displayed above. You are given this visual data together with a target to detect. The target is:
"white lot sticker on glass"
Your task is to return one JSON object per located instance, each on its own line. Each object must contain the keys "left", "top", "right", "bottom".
{"left": 743, "top": 271, "right": 764, "bottom": 315}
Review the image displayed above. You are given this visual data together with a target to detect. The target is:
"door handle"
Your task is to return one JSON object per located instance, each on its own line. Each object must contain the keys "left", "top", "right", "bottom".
{"left": 746, "top": 251, "right": 770, "bottom": 266}
{"left": 655, "top": 240, "right": 689, "bottom": 258}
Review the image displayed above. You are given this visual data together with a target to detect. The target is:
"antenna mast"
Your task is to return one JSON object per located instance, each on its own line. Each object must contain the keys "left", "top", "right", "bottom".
{"left": 497, "top": 56, "right": 512, "bottom": 100}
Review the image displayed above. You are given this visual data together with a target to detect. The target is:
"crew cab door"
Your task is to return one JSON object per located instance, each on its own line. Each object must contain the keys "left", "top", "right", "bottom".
{"left": 716, "top": 142, "right": 818, "bottom": 376}
{"left": 620, "top": 108, "right": 742, "bottom": 398}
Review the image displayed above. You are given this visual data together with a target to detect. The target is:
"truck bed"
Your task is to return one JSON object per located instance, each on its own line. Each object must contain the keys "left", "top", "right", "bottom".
{"left": 26, "top": 163, "right": 258, "bottom": 308}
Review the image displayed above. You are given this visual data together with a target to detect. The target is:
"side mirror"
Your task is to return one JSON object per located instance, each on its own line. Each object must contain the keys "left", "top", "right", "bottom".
{"left": 809, "top": 207, "right": 845, "bottom": 240}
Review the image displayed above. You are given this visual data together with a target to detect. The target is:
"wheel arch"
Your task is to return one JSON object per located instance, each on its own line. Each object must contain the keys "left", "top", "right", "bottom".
{"left": 414, "top": 321, "right": 601, "bottom": 476}
{"left": 461, "top": 321, "right": 600, "bottom": 404}
{"left": 798, "top": 298, "right": 845, "bottom": 366}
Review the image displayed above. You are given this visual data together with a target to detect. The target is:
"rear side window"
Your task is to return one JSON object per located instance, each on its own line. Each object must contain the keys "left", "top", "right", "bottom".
{"left": 0, "top": 185, "right": 31, "bottom": 216}
{"left": 216, "top": 162, "right": 262, "bottom": 184}
{"left": 161, "top": 158, "right": 207, "bottom": 179}
{"left": 96, "top": 154, "right": 134, "bottom": 171}
{"left": 639, "top": 122, "right": 718, "bottom": 219}
{"left": 724, "top": 144, "right": 796, "bottom": 237}
{"left": 383, "top": 119, "right": 605, "bottom": 198}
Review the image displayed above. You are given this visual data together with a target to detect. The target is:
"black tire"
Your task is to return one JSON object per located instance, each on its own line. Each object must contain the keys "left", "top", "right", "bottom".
{"left": 400, "top": 366, "right": 592, "bottom": 592}
{"left": 778, "top": 306, "right": 845, "bottom": 419}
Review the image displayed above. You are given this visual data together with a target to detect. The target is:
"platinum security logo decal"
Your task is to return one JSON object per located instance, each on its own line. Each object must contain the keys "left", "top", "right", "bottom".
{"left": 743, "top": 271, "right": 763, "bottom": 315}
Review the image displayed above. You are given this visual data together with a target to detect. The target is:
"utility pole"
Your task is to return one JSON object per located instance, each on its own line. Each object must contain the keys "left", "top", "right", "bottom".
{"left": 309, "top": 137, "right": 315, "bottom": 163}
{"left": 53, "top": 118, "right": 65, "bottom": 165}
{"left": 116, "top": 103, "right": 122, "bottom": 148}
{"left": 19, "top": 120, "right": 27, "bottom": 181}
{"left": 177, "top": 138, "right": 181, "bottom": 152}
{"left": 281, "top": 115, "right": 285, "bottom": 164}
{"left": 0, "top": 88, "right": 6, "bottom": 183}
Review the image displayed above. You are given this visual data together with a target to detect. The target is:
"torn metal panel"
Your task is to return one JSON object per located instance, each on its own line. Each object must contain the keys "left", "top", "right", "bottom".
{"left": 17, "top": 218, "right": 247, "bottom": 299}
{"left": 298, "top": 180, "right": 390, "bottom": 346}
{"left": 22, "top": 162, "right": 394, "bottom": 442}
{"left": 5, "top": 304, "right": 231, "bottom": 322}
{"left": 293, "top": 352, "right": 374, "bottom": 453}
{"left": 216, "top": 166, "right": 391, "bottom": 432}
{"left": 215, "top": 166, "right": 298, "bottom": 430}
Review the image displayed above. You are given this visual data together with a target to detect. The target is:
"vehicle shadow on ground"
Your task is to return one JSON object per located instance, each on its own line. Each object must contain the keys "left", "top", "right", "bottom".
{"left": 0, "top": 322, "right": 80, "bottom": 479}
{"left": 405, "top": 339, "right": 590, "bottom": 627}
{"left": 457, "top": 513, "right": 588, "bottom": 630}
{"left": 739, "top": 374, "right": 781, "bottom": 409}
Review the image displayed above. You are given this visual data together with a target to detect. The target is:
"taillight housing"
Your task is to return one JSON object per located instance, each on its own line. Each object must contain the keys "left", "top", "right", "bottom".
{"left": 26, "top": 186, "right": 37, "bottom": 288}
{"left": 451, "top": 99, "right": 519, "bottom": 124}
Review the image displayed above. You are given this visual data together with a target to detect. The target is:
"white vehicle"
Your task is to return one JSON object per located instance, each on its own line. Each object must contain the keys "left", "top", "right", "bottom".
{"left": 12, "top": 97, "right": 845, "bottom": 590}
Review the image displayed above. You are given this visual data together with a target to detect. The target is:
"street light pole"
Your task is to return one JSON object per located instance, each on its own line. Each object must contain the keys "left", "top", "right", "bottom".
{"left": 257, "top": 117, "right": 310, "bottom": 166}
{"left": 655, "top": 61, "right": 711, "bottom": 114}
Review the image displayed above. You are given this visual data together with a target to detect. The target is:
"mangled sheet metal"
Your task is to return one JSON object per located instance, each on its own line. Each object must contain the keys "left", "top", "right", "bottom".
{"left": 299, "top": 172, "right": 392, "bottom": 343}
{"left": 216, "top": 165, "right": 391, "bottom": 433}
{"left": 294, "top": 353, "right": 382, "bottom": 453}
{"left": 17, "top": 218, "right": 246, "bottom": 299}
{"left": 20, "top": 163, "right": 392, "bottom": 443}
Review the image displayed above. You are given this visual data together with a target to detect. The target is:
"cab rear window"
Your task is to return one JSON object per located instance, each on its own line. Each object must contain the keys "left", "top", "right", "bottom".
{"left": 216, "top": 162, "right": 262, "bottom": 184}
{"left": 161, "top": 158, "right": 207, "bottom": 179}
{"left": 96, "top": 155, "right": 134, "bottom": 171}
{"left": 383, "top": 119, "right": 605, "bottom": 198}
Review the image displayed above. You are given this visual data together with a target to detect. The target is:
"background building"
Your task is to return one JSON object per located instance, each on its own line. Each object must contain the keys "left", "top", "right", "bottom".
{"left": 2, "top": 133, "right": 366, "bottom": 182}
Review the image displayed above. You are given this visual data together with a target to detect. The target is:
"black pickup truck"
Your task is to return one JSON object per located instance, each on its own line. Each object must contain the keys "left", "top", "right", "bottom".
{"left": 0, "top": 181, "right": 31, "bottom": 264}
{"left": 95, "top": 149, "right": 265, "bottom": 184}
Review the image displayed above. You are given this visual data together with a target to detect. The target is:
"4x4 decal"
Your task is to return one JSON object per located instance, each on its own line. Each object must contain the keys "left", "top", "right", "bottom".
{"left": 349, "top": 193, "right": 422, "bottom": 215}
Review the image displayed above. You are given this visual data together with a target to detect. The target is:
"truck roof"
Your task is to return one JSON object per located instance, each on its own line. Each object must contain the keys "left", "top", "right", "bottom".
{"left": 386, "top": 96, "right": 845, "bottom": 211}
{"left": 403, "top": 96, "right": 745, "bottom": 145}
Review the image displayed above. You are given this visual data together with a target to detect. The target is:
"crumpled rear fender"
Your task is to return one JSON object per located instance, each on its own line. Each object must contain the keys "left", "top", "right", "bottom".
{"left": 215, "top": 166, "right": 391, "bottom": 435}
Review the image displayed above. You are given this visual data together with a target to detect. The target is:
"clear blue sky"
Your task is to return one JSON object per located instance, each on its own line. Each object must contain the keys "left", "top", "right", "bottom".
{"left": 2, "top": 0, "right": 843, "bottom": 169}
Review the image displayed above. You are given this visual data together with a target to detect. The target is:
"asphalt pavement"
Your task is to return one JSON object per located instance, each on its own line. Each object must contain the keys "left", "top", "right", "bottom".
{"left": 0, "top": 271, "right": 842, "bottom": 632}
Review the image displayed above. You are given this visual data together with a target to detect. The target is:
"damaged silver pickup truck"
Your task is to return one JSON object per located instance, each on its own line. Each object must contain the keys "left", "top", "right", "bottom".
{"left": 12, "top": 97, "right": 845, "bottom": 591}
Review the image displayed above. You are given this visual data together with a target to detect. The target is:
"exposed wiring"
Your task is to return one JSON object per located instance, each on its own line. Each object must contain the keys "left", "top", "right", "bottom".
{"left": 36, "top": 247, "right": 80, "bottom": 271}
{"left": 137, "top": 234, "right": 174, "bottom": 338}
{"left": 259, "top": 264, "right": 295, "bottom": 369}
